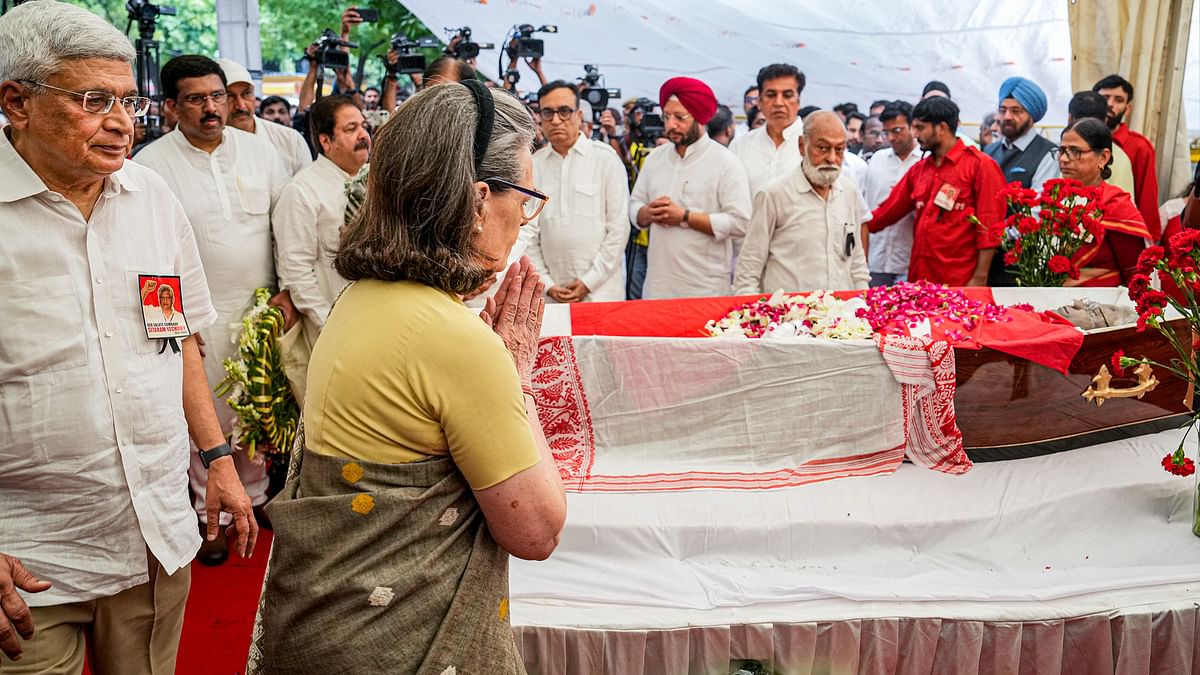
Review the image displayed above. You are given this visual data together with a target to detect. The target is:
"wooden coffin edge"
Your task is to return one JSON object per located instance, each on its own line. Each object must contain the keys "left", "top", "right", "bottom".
{"left": 965, "top": 411, "right": 1195, "bottom": 462}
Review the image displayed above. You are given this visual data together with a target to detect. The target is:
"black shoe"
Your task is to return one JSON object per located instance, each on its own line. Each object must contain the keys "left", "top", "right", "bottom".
{"left": 196, "top": 523, "right": 229, "bottom": 566}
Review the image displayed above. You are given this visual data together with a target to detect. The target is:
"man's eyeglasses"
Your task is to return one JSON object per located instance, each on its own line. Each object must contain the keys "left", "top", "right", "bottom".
{"left": 1051, "top": 146, "right": 1095, "bottom": 161}
{"left": 484, "top": 177, "right": 549, "bottom": 221}
{"left": 179, "top": 91, "right": 228, "bottom": 108}
{"left": 20, "top": 80, "right": 150, "bottom": 117}
{"left": 538, "top": 106, "right": 577, "bottom": 122}
{"left": 663, "top": 112, "right": 693, "bottom": 124}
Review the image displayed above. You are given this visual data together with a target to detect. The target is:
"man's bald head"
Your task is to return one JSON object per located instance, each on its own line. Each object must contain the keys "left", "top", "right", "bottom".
{"left": 798, "top": 111, "right": 846, "bottom": 188}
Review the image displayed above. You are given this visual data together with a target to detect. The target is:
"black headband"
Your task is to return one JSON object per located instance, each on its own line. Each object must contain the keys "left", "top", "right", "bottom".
{"left": 461, "top": 79, "right": 495, "bottom": 174}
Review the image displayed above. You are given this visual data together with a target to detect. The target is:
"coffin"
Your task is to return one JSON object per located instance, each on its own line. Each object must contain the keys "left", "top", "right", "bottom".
{"left": 957, "top": 317, "right": 1194, "bottom": 461}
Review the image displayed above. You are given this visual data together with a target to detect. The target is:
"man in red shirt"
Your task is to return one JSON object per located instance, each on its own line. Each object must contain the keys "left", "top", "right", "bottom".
{"left": 1093, "top": 74, "right": 1161, "bottom": 241}
{"left": 868, "top": 96, "right": 1006, "bottom": 286}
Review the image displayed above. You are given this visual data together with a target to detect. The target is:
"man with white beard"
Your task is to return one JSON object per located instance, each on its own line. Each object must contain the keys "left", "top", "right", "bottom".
{"left": 734, "top": 111, "right": 869, "bottom": 294}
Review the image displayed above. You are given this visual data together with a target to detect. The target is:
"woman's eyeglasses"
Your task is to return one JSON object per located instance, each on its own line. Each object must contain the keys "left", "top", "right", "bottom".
{"left": 484, "top": 177, "right": 549, "bottom": 221}
{"left": 1051, "top": 146, "right": 1095, "bottom": 161}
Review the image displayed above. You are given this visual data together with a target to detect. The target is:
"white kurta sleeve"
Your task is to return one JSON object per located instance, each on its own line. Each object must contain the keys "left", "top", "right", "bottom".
{"left": 734, "top": 189, "right": 776, "bottom": 294}
{"left": 708, "top": 157, "right": 752, "bottom": 242}
{"left": 272, "top": 183, "right": 332, "bottom": 328}
{"left": 580, "top": 150, "right": 631, "bottom": 293}
{"left": 171, "top": 195, "right": 218, "bottom": 334}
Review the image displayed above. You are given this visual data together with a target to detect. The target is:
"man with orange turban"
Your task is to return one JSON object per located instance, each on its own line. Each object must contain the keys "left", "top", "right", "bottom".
{"left": 628, "top": 77, "right": 752, "bottom": 298}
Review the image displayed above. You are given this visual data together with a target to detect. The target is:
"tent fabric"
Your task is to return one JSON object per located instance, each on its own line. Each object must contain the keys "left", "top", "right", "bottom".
{"left": 1070, "top": 0, "right": 1196, "bottom": 200}
{"left": 400, "top": 0, "right": 1075, "bottom": 126}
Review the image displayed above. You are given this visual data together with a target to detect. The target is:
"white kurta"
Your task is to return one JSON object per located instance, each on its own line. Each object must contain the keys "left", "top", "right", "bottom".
{"left": 730, "top": 120, "right": 803, "bottom": 196}
{"left": 255, "top": 116, "right": 312, "bottom": 178}
{"left": 864, "top": 146, "right": 921, "bottom": 276}
{"left": 136, "top": 127, "right": 287, "bottom": 434}
{"left": 734, "top": 162, "right": 870, "bottom": 294}
{"left": 0, "top": 130, "right": 217, "bottom": 603}
{"left": 529, "top": 133, "right": 630, "bottom": 302}
{"left": 630, "top": 136, "right": 752, "bottom": 299}
{"left": 272, "top": 154, "right": 351, "bottom": 338}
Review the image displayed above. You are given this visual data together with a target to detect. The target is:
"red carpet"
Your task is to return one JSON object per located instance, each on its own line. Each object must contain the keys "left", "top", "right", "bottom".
{"left": 176, "top": 531, "right": 272, "bottom": 675}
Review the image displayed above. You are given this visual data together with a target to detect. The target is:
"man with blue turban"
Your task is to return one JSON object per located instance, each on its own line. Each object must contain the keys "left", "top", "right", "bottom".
{"left": 983, "top": 76, "right": 1060, "bottom": 285}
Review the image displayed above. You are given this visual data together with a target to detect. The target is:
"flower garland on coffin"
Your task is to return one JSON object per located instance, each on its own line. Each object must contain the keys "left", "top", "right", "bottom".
{"left": 705, "top": 290, "right": 873, "bottom": 339}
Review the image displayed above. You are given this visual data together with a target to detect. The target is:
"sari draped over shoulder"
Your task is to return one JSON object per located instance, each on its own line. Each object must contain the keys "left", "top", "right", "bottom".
{"left": 1071, "top": 182, "right": 1150, "bottom": 287}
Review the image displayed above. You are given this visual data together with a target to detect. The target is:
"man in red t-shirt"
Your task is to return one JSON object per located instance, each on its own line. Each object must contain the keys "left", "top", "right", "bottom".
{"left": 1093, "top": 74, "right": 1161, "bottom": 241}
{"left": 868, "top": 96, "right": 1006, "bottom": 286}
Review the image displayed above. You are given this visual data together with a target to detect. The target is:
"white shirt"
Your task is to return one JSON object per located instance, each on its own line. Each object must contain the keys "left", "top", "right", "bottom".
{"left": 0, "top": 129, "right": 217, "bottom": 605}
{"left": 529, "top": 133, "right": 630, "bottom": 302}
{"left": 734, "top": 162, "right": 870, "bottom": 294}
{"left": 730, "top": 121, "right": 804, "bottom": 196}
{"left": 255, "top": 116, "right": 312, "bottom": 178}
{"left": 630, "top": 135, "right": 752, "bottom": 299}
{"left": 864, "top": 146, "right": 921, "bottom": 275}
{"left": 272, "top": 154, "right": 352, "bottom": 337}
{"left": 136, "top": 127, "right": 287, "bottom": 434}
{"left": 841, "top": 150, "right": 869, "bottom": 201}
{"left": 992, "top": 125, "right": 1060, "bottom": 193}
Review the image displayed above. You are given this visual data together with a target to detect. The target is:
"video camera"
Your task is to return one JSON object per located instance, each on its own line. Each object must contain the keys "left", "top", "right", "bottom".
{"left": 630, "top": 97, "right": 664, "bottom": 144}
{"left": 127, "top": 0, "right": 175, "bottom": 25}
{"left": 312, "top": 28, "right": 356, "bottom": 71}
{"left": 125, "top": 0, "right": 174, "bottom": 143}
{"left": 389, "top": 34, "right": 440, "bottom": 75}
{"left": 506, "top": 23, "right": 557, "bottom": 60}
{"left": 579, "top": 64, "right": 621, "bottom": 116}
{"left": 445, "top": 26, "right": 493, "bottom": 61}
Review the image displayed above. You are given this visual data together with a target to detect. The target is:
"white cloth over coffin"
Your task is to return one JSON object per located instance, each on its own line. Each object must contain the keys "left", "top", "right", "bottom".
{"left": 565, "top": 336, "right": 905, "bottom": 489}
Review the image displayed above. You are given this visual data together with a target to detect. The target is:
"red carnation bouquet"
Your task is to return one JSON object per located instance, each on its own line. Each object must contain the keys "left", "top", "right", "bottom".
{"left": 1116, "top": 230, "right": 1200, "bottom": 484}
{"left": 991, "top": 178, "right": 1105, "bottom": 287}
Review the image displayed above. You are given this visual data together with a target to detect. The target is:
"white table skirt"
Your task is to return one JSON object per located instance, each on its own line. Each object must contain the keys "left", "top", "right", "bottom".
{"left": 510, "top": 428, "right": 1200, "bottom": 673}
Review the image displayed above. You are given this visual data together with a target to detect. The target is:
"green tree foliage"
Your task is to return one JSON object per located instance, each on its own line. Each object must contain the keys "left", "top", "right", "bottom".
{"left": 65, "top": 0, "right": 218, "bottom": 57}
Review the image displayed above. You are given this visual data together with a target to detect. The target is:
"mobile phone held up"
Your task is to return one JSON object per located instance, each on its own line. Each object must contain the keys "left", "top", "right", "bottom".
{"left": 356, "top": 7, "right": 379, "bottom": 22}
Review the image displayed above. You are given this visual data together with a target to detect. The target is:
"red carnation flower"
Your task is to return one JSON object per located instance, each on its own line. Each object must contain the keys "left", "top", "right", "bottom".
{"left": 1111, "top": 350, "right": 1126, "bottom": 377}
{"left": 1127, "top": 273, "right": 1151, "bottom": 299}
{"left": 1047, "top": 255, "right": 1072, "bottom": 275}
{"left": 1004, "top": 251, "right": 1019, "bottom": 266}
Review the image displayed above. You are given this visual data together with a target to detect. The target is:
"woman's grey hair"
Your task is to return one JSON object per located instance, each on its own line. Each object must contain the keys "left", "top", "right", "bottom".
{"left": 0, "top": 1, "right": 135, "bottom": 83}
{"left": 334, "top": 83, "right": 535, "bottom": 294}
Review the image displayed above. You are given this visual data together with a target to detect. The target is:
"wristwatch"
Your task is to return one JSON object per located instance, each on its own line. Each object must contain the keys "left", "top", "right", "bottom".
{"left": 681, "top": 209, "right": 691, "bottom": 228}
{"left": 199, "top": 442, "right": 234, "bottom": 469}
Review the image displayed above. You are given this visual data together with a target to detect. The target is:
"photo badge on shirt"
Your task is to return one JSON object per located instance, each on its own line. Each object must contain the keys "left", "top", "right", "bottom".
{"left": 138, "top": 274, "right": 191, "bottom": 340}
{"left": 933, "top": 183, "right": 959, "bottom": 211}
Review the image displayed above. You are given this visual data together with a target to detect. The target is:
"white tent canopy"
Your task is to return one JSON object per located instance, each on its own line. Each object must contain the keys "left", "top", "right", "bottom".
{"left": 399, "top": 0, "right": 1198, "bottom": 134}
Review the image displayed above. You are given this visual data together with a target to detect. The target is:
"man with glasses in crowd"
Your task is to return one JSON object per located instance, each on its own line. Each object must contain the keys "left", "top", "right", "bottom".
{"left": 631, "top": 76, "right": 751, "bottom": 298}
{"left": 526, "top": 80, "right": 630, "bottom": 303}
{"left": 738, "top": 84, "right": 758, "bottom": 133}
{"left": 135, "top": 54, "right": 291, "bottom": 567}
{"left": 859, "top": 115, "right": 887, "bottom": 160}
{"left": 0, "top": 3, "right": 256, "bottom": 671}
{"left": 864, "top": 101, "right": 920, "bottom": 287}
{"left": 218, "top": 59, "right": 311, "bottom": 178}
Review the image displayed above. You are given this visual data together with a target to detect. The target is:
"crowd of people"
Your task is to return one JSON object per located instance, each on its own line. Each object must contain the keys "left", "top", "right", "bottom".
{"left": 2, "top": 0, "right": 1200, "bottom": 673}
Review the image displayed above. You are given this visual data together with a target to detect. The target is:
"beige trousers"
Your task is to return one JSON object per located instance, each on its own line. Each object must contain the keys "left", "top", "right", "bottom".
{"left": 0, "top": 550, "right": 190, "bottom": 675}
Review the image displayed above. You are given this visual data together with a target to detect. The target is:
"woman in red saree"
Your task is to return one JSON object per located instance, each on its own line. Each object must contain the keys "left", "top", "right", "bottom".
{"left": 1056, "top": 118, "right": 1150, "bottom": 287}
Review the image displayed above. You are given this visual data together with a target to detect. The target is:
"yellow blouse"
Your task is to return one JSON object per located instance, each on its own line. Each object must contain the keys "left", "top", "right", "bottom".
{"left": 304, "top": 279, "right": 540, "bottom": 490}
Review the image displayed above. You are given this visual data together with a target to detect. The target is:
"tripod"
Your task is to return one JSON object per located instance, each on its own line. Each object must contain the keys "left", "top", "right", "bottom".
{"left": 126, "top": 1, "right": 173, "bottom": 143}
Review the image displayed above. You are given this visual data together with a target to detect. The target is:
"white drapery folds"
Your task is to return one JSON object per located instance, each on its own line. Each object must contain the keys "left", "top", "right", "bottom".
{"left": 1069, "top": 0, "right": 1196, "bottom": 199}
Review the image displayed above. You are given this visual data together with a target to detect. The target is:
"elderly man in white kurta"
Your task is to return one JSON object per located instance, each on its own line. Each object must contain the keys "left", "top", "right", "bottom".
{"left": 0, "top": 4, "right": 256, "bottom": 670}
{"left": 735, "top": 112, "right": 870, "bottom": 294}
{"left": 218, "top": 58, "right": 312, "bottom": 177}
{"left": 528, "top": 81, "right": 629, "bottom": 303}
{"left": 136, "top": 54, "right": 289, "bottom": 564}
{"left": 630, "top": 77, "right": 752, "bottom": 299}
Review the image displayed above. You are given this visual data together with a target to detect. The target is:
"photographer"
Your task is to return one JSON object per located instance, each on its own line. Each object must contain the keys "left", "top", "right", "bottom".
{"left": 297, "top": 8, "right": 366, "bottom": 114}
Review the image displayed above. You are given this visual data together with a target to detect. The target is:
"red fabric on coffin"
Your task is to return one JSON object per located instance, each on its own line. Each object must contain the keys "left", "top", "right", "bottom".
{"left": 568, "top": 289, "right": 1085, "bottom": 374}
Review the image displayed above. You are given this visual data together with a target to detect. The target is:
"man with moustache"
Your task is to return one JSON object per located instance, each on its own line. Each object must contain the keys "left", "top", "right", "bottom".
{"left": 1093, "top": 74, "right": 1161, "bottom": 240}
{"left": 864, "top": 101, "right": 920, "bottom": 287}
{"left": 983, "top": 76, "right": 1059, "bottom": 285}
{"left": 730, "top": 63, "right": 805, "bottom": 196}
{"left": 734, "top": 111, "right": 869, "bottom": 294}
{"left": 869, "top": 96, "right": 1006, "bottom": 287}
{"left": 272, "top": 95, "right": 371, "bottom": 370}
{"left": 630, "top": 76, "right": 752, "bottom": 298}
{"left": 526, "top": 80, "right": 629, "bottom": 304}
{"left": 136, "top": 54, "right": 291, "bottom": 566}
{"left": 219, "top": 59, "right": 312, "bottom": 177}
{"left": 0, "top": 3, "right": 256, "bottom": 670}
